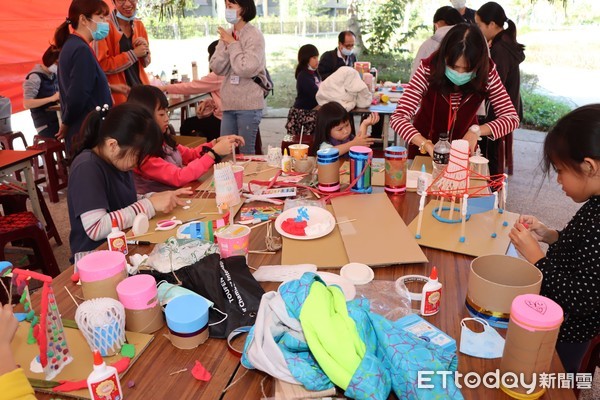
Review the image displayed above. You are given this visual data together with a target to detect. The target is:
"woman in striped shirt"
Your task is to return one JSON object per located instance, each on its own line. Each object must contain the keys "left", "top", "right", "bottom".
{"left": 390, "top": 23, "right": 519, "bottom": 159}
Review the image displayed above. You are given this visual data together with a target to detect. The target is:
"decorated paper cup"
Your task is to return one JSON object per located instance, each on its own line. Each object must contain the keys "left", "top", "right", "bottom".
{"left": 214, "top": 224, "right": 251, "bottom": 258}
{"left": 288, "top": 144, "right": 309, "bottom": 160}
{"left": 232, "top": 165, "right": 244, "bottom": 190}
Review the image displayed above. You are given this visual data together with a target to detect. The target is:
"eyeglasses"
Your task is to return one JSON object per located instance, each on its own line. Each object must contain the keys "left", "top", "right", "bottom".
{"left": 115, "top": 0, "right": 137, "bottom": 6}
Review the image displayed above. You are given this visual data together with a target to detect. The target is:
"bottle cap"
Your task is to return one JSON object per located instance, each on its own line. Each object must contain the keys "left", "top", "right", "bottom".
{"left": 283, "top": 148, "right": 289, "bottom": 156}
{"left": 93, "top": 350, "right": 103, "bottom": 366}
{"left": 111, "top": 218, "right": 118, "bottom": 229}
{"left": 421, "top": 164, "right": 426, "bottom": 173}
{"left": 429, "top": 266, "right": 438, "bottom": 281}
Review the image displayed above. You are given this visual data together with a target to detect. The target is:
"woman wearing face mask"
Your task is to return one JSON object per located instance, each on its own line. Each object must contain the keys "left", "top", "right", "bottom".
{"left": 210, "top": 0, "right": 267, "bottom": 155}
{"left": 53, "top": 0, "right": 113, "bottom": 154}
{"left": 476, "top": 2, "right": 525, "bottom": 176}
{"left": 285, "top": 44, "right": 321, "bottom": 138}
{"left": 390, "top": 23, "right": 519, "bottom": 159}
{"left": 94, "top": 0, "right": 151, "bottom": 105}
{"left": 22, "top": 46, "right": 61, "bottom": 138}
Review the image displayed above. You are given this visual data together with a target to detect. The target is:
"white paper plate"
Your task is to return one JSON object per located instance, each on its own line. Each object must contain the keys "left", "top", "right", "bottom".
{"left": 406, "top": 170, "right": 432, "bottom": 190}
{"left": 340, "top": 263, "right": 375, "bottom": 285}
{"left": 316, "top": 272, "right": 356, "bottom": 301}
{"left": 275, "top": 206, "right": 335, "bottom": 240}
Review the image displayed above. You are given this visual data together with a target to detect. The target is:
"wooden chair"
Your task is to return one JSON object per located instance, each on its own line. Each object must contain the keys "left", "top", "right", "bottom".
{"left": 27, "top": 136, "right": 68, "bottom": 203}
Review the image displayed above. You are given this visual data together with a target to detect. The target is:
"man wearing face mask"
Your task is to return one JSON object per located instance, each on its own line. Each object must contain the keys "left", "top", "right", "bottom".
{"left": 23, "top": 46, "right": 61, "bottom": 138}
{"left": 318, "top": 31, "right": 357, "bottom": 81}
{"left": 450, "top": 0, "right": 476, "bottom": 24}
{"left": 93, "top": 0, "right": 151, "bottom": 105}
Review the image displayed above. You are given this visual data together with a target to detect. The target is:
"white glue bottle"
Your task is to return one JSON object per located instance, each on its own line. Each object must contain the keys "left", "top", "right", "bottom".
{"left": 87, "top": 350, "right": 123, "bottom": 400}
{"left": 281, "top": 148, "right": 292, "bottom": 174}
{"left": 420, "top": 266, "right": 442, "bottom": 316}
{"left": 416, "top": 164, "right": 429, "bottom": 195}
{"left": 107, "top": 217, "right": 128, "bottom": 255}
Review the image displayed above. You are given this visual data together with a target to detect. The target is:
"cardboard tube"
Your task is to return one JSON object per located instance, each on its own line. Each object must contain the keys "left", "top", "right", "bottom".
{"left": 125, "top": 304, "right": 164, "bottom": 333}
{"left": 81, "top": 270, "right": 127, "bottom": 301}
{"left": 168, "top": 327, "right": 209, "bottom": 350}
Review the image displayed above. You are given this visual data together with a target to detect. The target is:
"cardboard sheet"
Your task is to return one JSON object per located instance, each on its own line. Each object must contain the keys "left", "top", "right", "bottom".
{"left": 281, "top": 205, "right": 349, "bottom": 268}
{"left": 129, "top": 198, "right": 243, "bottom": 243}
{"left": 331, "top": 193, "right": 428, "bottom": 266}
{"left": 407, "top": 200, "right": 519, "bottom": 257}
{"left": 12, "top": 321, "right": 154, "bottom": 399}
{"left": 197, "top": 161, "right": 280, "bottom": 191}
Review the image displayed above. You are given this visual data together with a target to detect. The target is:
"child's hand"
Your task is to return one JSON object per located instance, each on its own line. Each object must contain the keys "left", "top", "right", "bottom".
{"left": 517, "top": 215, "right": 550, "bottom": 243}
{"left": 351, "top": 134, "right": 375, "bottom": 148}
{"left": 509, "top": 223, "right": 546, "bottom": 264}
{"left": 149, "top": 187, "right": 193, "bottom": 214}
{"left": 0, "top": 304, "right": 18, "bottom": 345}
{"left": 212, "top": 135, "right": 245, "bottom": 156}
{"left": 361, "top": 112, "right": 380, "bottom": 127}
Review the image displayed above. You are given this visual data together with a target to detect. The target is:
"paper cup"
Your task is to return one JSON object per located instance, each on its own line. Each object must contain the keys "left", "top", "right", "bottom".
{"left": 232, "top": 165, "right": 244, "bottom": 190}
{"left": 288, "top": 144, "right": 309, "bottom": 160}
{"left": 469, "top": 155, "right": 489, "bottom": 176}
{"left": 214, "top": 224, "right": 251, "bottom": 258}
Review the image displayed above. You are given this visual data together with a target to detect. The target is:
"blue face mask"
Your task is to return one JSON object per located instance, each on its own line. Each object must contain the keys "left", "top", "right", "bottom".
{"left": 459, "top": 317, "right": 505, "bottom": 359}
{"left": 445, "top": 66, "right": 476, "bottom": 86}
{"left": 116, "top": 10, "right": 137, "bottom": 21}
{"left": 88, "top": 20, "right": 110, "bottom": 41}
{"left": 225, "top": 8, "right": 240, "bottom": 24}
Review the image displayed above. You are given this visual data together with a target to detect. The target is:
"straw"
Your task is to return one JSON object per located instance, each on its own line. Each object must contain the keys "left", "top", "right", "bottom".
{"left": 299, "top": 125, "right": 304, "bottom": 145}
{"left": 249, "top": 220, "right": 270, "bottom": 230}
{"left": 336, "top": 219, "right": 357, "bottom": 225}
{"left": 232, "top": 142, "right": 236, "bottom": 165}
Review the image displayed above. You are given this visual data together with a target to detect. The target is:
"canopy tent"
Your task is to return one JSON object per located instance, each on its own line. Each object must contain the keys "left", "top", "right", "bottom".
{"left": 0, "top": 0, "right": 74, "bottom": 112}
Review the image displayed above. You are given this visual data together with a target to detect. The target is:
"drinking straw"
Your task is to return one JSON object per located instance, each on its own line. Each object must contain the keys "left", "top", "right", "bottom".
{"left": 299, "top": 126, "right": 304, "bottom": 145}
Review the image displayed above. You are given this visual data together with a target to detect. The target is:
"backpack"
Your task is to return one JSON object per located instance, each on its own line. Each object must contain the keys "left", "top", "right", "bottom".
{"left": 252, "top": 68, "right": 274, "bottom": 98}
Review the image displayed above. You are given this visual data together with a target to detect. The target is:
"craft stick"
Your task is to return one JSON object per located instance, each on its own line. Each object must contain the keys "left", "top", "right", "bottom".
{"left": 438, "top": 195, "right": 444, "bottom": 217}
{"left": 249, "top": 220, "right": 271, "bottom": 230}
{"left": 64, "top": 286, "right": 79, "bottom": 307}
{"left": 502, "top": 175, "right": 508, "bottom": 209}
{"left": 493, "top": 192, "right": 499, "bottom": 210}
{"left": 127, "top": 231, "right": 156, "bottom": 239}
{"left": 248, "top": 250, "right": 277, "bottom": 255}
{"left": 232, "top": 143, "right": 236, "bottom": 165}
{"left": 415, "top": 192, "right": 427, "bottom": 238}
{"left": 336, "top": 219, "right": 357, "bottom": 225}
{"left": 449, "top": 196, "right": 456, "bottom": 220}
{"left": 460, "top": 194, "right": 469, "bottom": 242}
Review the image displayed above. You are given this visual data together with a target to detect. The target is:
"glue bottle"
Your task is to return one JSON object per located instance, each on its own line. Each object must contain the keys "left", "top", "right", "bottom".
{"left": 281, "top": 148, "right": 292, "bottom": 174}
{"left": 416, "top": 164, "right": 429, "bottom": 195}
{"left": 107, "top": 218, "right": 128, "bottom": 255}
{"left": 420, "top": 266, "right": 442, "bottom": 316}
{"left": 87, "top": 350, "right": 123, "bottom": 400}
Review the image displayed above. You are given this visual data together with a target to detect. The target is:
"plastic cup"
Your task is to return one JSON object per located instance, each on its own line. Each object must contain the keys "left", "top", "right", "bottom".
{"left": 214, "top": 224, "right": 251, "bottom": 258}
{"left": 288, "top": 144, "right": 309, "bottom": 160}
{"left": 232, "top": 165, "right": 244, "bottom": 190}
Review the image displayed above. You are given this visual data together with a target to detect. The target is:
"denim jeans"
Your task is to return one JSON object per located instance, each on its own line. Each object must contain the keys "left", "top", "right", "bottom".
{"left": 220, "top": 109, "right": 262, "bottom": 155}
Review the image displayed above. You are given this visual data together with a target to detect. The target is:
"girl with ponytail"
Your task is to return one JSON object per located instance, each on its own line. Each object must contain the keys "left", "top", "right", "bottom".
{"left": 67, "top": 104, "right": 192, "bottom": 260}
{"left": 475, "top": 1, "right": 525, "bottom": 176}
{"left": 54, "top": 0, "right": 113, "bottom": 154}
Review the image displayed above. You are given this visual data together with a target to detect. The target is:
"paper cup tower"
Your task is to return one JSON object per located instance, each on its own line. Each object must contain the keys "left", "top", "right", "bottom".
{"left": 214, "top": 162, "right": 241, "bottom": 207}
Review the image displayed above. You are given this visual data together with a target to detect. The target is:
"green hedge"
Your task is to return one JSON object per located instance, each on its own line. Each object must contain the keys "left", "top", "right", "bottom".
{"left": 521, "top": 90, "right": 573, "bottom": 132}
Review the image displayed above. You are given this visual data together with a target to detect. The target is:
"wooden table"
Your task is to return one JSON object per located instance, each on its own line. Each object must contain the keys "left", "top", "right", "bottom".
{"left": 28, "top": 191, "right": 575, "bottom": 400}
{"left": 167, "top": 93, "right": 209, "bottom": 125}
{"left": 0, "top": 149, "right": 46, "bottom": 225}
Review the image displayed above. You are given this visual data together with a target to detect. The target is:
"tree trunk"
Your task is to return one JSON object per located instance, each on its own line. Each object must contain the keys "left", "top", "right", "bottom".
{"left": 347, "top": 0, "right": 366, "bottom": 55}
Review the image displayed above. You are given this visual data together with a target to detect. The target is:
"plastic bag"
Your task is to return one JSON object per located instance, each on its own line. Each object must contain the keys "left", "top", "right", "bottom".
{"left": 355, "top": 280, "right": 412, "bottom": 321}
{"left": 142, "top": 237, "right": 219, "bottom": 274}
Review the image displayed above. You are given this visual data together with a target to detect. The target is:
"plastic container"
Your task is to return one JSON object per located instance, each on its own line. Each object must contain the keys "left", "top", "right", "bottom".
{"left": 87, "top": 350, "right": 123, "bottom": 400}
{"left": 317, "top": 148, "right": 340, "bottom": 192}
{"left": 107, "top": 218, "right": 127, "bottom": 255}
{"left": 500, "top": 294, "right": 564, "bottom": 399}
{"left": 117, "top": 275, "right": 164, "bottom": 333}
{"left": 349, "top": 146, "right": 373, "bottom": 194}
{"left": 384, "top": 146, "right": 407, "bottom": 194}
{"left": 78, "top": 251, "right": 127, "bottom": 301}
{"left": 214, "top": 224, "right": 251, "bottom": 258}
{"left": 165, "top": 295, "right": 210, "bottom": 349}
{"left": 420, "top": 266, "right": 442, "bottom": 316}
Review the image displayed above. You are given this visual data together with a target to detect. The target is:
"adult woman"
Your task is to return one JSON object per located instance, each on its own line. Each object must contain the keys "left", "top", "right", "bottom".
{"left": 54, "top": 0, "right": 112, "bottom": 154}
{"left": 210, "top": 0, "right": 268, "bottom": 155}
{"left": 285, "top": 44, "right": 321, "bottom": 138}
{"left": 476, "top": 2, "right": 525, "bottom": 175}
{"left": 390, "top": 23, "right": 519, "bottom": 159}
{"left": 410, "top": 6, "right": 463, "bottom": 79}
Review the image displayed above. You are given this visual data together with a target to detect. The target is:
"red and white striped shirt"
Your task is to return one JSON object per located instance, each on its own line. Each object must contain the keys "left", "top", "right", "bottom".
{"left": 390, "top": 60, "right": 519, "bottom": 146}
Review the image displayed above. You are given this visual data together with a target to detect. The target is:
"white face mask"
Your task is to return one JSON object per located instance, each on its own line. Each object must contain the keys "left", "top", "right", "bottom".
{"left": 341, "top": 47, "right": 354, "bottom": 57}
{"left": 450, "top": 0, "right": 467, "bottom": 9}
{"left": 459, "top": 317, "right": 505, "bottom": 359}
{"left": 225, "top": 8, "right": 240, "bottom": 24}
{"left": 48, "top": 64, "right": 58, "bottom": 74}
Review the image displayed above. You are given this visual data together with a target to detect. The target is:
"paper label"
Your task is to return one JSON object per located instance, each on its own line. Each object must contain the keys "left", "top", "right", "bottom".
{"left": 423, "top": 288, "right": 441, "bottom": 315}
{"left": 89, "top": 375, "right": 122, "bottom": 400}
{"left": 108, "top": 234, "right": 128, "bottom": 255}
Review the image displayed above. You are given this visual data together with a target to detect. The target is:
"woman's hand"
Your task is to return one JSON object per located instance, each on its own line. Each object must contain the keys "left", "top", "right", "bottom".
{"left": 133, "top": 43, "right": 149, "bottom": 58}
{"left": 149, "top": 187, "right": 193, "bottom": 214}
{"left": 509, "top": 223, "right": 546, "bottom": 264}
{"left": 212, "top": 135, "right": 245, "bottom": 156}
{"left": 217, "top": 27, "right": 236, "bottom": 44}
{"left": 110, "top": 84, "right": 131, "bottom": 95}
{"left": 462, "top": 129, "right": 479, "bottom": 155}
{"left": 55, "top": 124, "right": 68, "bottom": 140}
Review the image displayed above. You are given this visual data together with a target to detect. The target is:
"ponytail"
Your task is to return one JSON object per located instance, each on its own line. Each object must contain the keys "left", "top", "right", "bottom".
{"left": 53, "top": 22, "right": 71, "bottom": 50}
{"left": 505, "top": 19, "right": 525, "bottom": 52}
{"left": 71, "top": 107, "right": 104, "bottom": 161}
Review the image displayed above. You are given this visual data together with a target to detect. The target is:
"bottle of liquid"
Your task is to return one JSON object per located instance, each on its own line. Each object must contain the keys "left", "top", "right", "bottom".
{"left": 87, "top": 350, "right": 123, "bottom": 400}
{"left": 170, "top": 65, "right": 179, "bottom": 84}
{"left": 432, "top": 132, "right": 451, "bottom": 182}
{"left": 191, "top": 61, "right": 198, "bottom": 81}
{"left": 107, "top": 218, "right": 128, "bottom": 255}
{"left": 416, "top": 164, "right": 429, "bottom": 195}
{"left": 420, "top": 266, "right": 442, "bottom": 316}
{"left": 281, "top": 148, "right": 292, "bottom": 174}
{"left": 160, "top": 70, "right": 167, "bottom": 84}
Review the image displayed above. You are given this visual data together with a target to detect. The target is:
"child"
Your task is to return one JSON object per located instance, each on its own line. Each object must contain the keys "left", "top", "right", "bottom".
{"left": 308, "top": 101, "right": 379, "bottom": 156}
{"left": 68, "top": 103, "right": 192, "bottom": 258}
{"left": 127, "top": 85, "right": 244, "bottom": 194}
{"left": 509, "top": 104, "right": 600, "bottom": 374}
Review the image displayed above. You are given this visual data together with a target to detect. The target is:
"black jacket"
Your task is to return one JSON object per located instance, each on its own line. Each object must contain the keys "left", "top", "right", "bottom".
{"left": 318, "top": 48, "right": 357, "bottom": 80}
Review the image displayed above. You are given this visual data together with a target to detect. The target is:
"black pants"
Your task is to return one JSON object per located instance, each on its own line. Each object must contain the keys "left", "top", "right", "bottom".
{"left": 556, "top": 340, "right": 591, "bottom": 374}
{"left": 180, "top": 114, "right": 221, "bottom": 142}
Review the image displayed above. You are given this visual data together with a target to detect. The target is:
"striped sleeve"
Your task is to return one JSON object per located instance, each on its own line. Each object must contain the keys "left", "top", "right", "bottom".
{"left": 485, "top": 65, "right": 520, "bottom": 140}
{"left": 390, "top": 61, "right": 431, "bottom": 147}
{"left": 80, "top": 198, "right": 155, "bottom": 241}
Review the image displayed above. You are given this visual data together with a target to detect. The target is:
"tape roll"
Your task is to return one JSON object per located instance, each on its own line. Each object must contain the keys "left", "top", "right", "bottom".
{"left": 395, "top": 275, "right": 429, "bottom": 302}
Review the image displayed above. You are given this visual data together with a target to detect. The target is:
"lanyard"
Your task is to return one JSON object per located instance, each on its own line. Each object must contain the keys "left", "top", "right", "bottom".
{"left": 447, "top": 100, "right": 458, "bottom": 137}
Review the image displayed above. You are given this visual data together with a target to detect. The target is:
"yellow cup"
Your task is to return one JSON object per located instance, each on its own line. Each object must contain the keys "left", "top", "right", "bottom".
{"left": 288, "top": 144, "right": 309, "bottom": 160}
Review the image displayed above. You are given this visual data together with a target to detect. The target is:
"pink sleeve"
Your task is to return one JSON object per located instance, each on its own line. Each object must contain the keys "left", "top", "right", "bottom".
{"left": 484, "top": 66, "right": 520, "bottom": 139}
{"left": 137, "top": 154, "right": 215, "bottom": 187}
{"left": 163, "top": 72, "right": 224, "bottom": 95}
{"left": 177, "top": 143, "right": 214, "bottom": 164}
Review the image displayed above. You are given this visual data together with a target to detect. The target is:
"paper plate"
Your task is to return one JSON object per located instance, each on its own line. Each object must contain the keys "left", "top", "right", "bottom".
{"left": 340, "top": 263, "right": 374, "bottom": 285}
{"left": 275, "top": 206, "right": 335, "bottom": 240}
{"left": 316, "top": 272, "right": 356, "bottom": 301}
{"left": 406, "top": 170, "right": 432, "bottom": 189}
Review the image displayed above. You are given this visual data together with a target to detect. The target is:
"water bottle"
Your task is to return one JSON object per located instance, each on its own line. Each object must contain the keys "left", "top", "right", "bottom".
{"left": 432, "top": 132, "right": 451, "bottom": 182}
